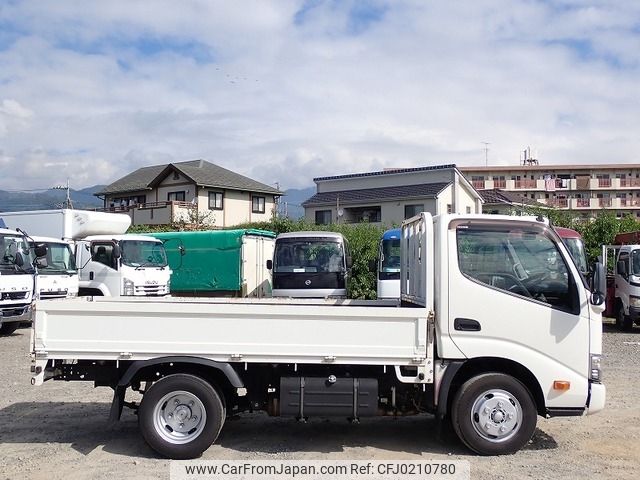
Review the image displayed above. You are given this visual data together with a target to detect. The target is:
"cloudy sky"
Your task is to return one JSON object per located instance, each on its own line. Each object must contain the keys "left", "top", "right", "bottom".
{"left": 0, "top": 0, "right": 638, "bottom": 191}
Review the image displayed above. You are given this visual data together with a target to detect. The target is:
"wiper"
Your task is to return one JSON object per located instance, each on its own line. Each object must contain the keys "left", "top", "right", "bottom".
{"left": 135, "top": 263, "right": 166, "bottom": 270}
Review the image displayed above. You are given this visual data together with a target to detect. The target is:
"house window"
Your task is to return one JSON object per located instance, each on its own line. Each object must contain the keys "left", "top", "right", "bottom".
{"left": 208, "top": 191, "right": 223, "bottom": 210}
{"left": 447, "top": 204, "right": 453, "bottom": 214}
{"left": 315, "top": 210, "right": 332, "bottom": 225}
{"left": 252, "top": 196, "right": 266, "bottom": 213}
{"left": 404, "top": 204, "right": 424, "bottom": 219}
{"left": 168, "top": 191, "right": 186, "bottom": 202}
{"left": 173, "top": 171, "right": 180, "bottom": 180}
{"left": 466, "top": 206, "right": 471, "bottom": 214}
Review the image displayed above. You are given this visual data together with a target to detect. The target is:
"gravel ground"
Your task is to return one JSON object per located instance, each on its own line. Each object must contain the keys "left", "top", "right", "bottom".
{"left": 0, "top": 319, "right": 638, "bottom": 480}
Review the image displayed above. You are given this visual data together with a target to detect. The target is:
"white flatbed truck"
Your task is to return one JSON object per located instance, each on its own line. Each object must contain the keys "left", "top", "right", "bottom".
{"left": 30, "top": 213, "right": 607, "bottom": 459}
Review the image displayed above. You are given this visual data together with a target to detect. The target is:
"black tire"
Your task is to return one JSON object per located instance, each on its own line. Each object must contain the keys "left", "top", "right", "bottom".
{"left": 138, "top": 374, "right": 225, "bottom": 459}
{"left": 617, "top": 303, "right": 633, "bottom": 332}
{"left": 451, "top": 373, "right": 537, "bottom": 455}
{"left": 0, "top": 322, "right": 20, "bottom": 336}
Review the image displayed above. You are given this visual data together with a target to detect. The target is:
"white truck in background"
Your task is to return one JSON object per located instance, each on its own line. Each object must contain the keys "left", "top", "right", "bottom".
{"left": 0, "top": 209, "right": 171, "bottom": 298}
{"left": 0, "top": 227, "right": 36, "bottom": 335}
{"left": 29, "top": 236, "right": 79, "bottom": 300}
{"left": 267, "top": 231, "right": 351, "bottom": 298}
{"left": 31, "top": 213, "right": 606, "bottom": 459}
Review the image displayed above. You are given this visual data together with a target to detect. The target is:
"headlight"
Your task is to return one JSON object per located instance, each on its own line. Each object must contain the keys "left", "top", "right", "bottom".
{"left": 166, "top": 279, "right": 171, "bottom": 293}
{"left": 590, "top": 354, "right": 602, "bottom": 383}
{"left": 123, "top": 278, "right": 134, "bottom": 296}
{"left": 630, "top": 296, "right": 640, "bottom": 308}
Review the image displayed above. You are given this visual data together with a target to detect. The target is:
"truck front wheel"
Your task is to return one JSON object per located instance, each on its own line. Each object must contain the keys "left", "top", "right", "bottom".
{"left": 0, "top": 322, "right": 20, "bottom": 336}
{"left": 451, "top": 373, "right": 537, "bottom": 455}
{"left": 138, "top": 373, "right": 225, "bottom": 459}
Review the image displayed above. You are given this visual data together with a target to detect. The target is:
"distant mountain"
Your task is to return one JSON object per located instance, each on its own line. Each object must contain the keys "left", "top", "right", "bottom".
{"left": 280, "top": 187, "right": 315, "bottom": 218}
{"left": 0, "top": 185, "right": 106, "bottom": 212}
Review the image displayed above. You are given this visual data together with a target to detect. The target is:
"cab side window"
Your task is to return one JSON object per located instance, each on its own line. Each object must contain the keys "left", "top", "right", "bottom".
{"left": 457, "top": 225, "right": 578, "bottom": 313}
{"left": 91, "top": 243, "right": 115, "bottom": 269}
{"left": 617, "top": 251, "right": 630, "bottom": 280}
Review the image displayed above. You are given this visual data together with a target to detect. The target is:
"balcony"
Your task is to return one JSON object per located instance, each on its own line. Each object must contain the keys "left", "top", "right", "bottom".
{"left": 597, "top": 178, "right": 611, "bottom": 188}
{"left": 514, "top": 179, "right": 537, "bottom": 189}
{"left": 97, "top": 201, "right": 197, "bottom": 226}
{"left": 620, "top": 178, "right": 640, "bottom": 188}
{"left": 576, "top": 198, "right": 592, "bottom": 208}
{"left": 472, "top": 180, "right": 486, "bottom": 189}
{"left": 549, "top": 199, "right": 569, "bottom": 208}
{"left": 493, "top": 179, "right": 506, "bottom": 189}
{"left": 598, "top": 198, "right": 612, "bottom": 208}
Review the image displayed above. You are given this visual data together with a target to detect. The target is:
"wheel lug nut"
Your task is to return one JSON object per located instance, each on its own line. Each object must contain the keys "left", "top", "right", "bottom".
{"left": 168, "top": 413, "right": 173, "bottom": 418}
{"left": 500, "top": 426, "right": 506, "bottom": 433}
{"left": 175, "top": 399, "right": 180, "bottom": 405}
{"left": 484, "top": 407, "right": 490, "bottom": 414}
{"left": 190, "top": 401, "right": 194, "bottom": 406}
{"left": 497, "top": 401, "right": 504, "bottom": 408}
{"left": 193, "top": 416, "right": 198, "bottom": 422}
{"left": 179, "top": 423, "right": 184, "bottom": 428}
{"left": 485, "top": 423, "right": 491, "bottom": 430}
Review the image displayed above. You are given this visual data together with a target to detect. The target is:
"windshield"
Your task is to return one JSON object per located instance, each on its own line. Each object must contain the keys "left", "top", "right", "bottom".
{"left": 1, "top": 234, "right": 33, "bottom": 271}
{"left": 120, "top": 240, "right": 168, "bottom": 268}
{"left": 274, "top": 239, "right": 344, "bottom": 273}
{"left": 562, "top": 238, "right": 588, "bottom": 274}
{"left": 631, "top": 249, "right": 640, "bottom": 276}
{"left": 36, "top": 242, "right": 77, "bottom": 273}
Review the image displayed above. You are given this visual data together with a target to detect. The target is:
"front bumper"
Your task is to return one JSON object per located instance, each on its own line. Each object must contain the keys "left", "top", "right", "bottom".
{"left": 587, "top": 382, "right": 606, "bottom": 415}
{"left": 0, "top": 303, "right": 33, "bottom": 324}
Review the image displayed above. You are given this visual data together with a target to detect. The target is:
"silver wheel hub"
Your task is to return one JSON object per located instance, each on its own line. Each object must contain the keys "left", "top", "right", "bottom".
{"left": 153, "top": 390, "right": 207, "bottom": 444}
{"left": 471, "top": 389, "right": 522, "bottom": 443}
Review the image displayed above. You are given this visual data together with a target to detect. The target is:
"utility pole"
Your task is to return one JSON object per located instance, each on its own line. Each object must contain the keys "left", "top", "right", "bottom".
{"left": 481, "top": 142, "right": 490, "bottom": 167}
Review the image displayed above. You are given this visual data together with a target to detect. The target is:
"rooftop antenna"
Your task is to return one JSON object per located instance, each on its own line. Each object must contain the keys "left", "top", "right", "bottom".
{"left": 481, "top": 142, "right": 490, "bottom": 166}
{"left": 52, "top": 179, "right": 73, "bottom": 209}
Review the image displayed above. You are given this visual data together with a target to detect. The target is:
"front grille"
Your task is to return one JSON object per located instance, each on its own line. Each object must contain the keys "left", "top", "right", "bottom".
{"left": 134, "top": 285, "right": 168, "bottom": 296}
{"left": 40, "top": 291, "right": 68, "bottom": 299}
{"left": 1, "top": 291, "right": 29, "bottom": 300}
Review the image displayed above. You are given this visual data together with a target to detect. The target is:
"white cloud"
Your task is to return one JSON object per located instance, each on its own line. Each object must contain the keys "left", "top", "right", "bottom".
{"left": 0, "top": 0, "right": 639, "bottom": 191}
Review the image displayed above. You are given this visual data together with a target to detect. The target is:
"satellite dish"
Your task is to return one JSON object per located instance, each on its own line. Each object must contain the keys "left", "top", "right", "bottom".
{"left": 337, "top": 208, "right": 344, "bottom": 217}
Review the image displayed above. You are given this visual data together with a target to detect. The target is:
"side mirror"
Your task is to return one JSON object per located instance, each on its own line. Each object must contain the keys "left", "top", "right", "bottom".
{"left": 617, "top": 260, "right": 627, "bottom": 276}
{"left": 590, "top": 261, "right": 606, "bottom": 306}
{"left": 36, "top": 257, "right": 48, "bottom": 269}
{"left": 266, "top": 259, "right": 273, "bottom": 270}
{"left": 33, "top": 243, "right": 47, "bottom": 259}
{"left": 346, "top": 255, "right": 353, "bottom": 269}
{"left": 112, "top": 244, "right": 121, "bottom": 259}
{"left": 14, "top": 252, "right": 24, "bottom": 267}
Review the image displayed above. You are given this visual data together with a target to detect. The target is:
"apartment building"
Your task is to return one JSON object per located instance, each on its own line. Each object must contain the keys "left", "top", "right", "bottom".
{"left": 460, "top": 164, "right": 640, "bottom": 219}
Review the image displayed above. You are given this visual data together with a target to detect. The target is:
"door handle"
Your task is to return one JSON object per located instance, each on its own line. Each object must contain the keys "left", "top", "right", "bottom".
{"left": 454, "top": 318, "right": 481, "bottom": 331}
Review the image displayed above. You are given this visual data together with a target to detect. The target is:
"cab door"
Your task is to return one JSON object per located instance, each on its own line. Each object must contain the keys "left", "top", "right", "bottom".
{"left": 447, "top": 218, "right": 591, "bottom": 409}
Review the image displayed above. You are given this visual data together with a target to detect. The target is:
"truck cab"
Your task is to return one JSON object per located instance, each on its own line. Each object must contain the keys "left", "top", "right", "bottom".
{"left": 269, "top": 231, "right": 351, "bottom": 298}
{"left": 29, "top": 236, "right": 79, "bottom": 299}
{"left": 376, "top": 228, "right": 401, "bottom": 299}
{"left": 75, "top": 235, "right": 171, "bottom": 297}
{"left": 0, "top": 228, "right": 35, "bottom": 335}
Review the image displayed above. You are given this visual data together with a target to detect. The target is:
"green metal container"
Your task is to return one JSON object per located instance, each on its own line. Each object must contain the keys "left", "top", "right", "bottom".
{"left": 149, "top": 229, "right": 276, "bottom": 297}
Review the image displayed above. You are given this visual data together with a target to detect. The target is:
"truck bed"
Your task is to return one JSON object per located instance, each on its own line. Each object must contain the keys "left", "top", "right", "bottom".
{"left": 32, "top": 297, "right": 430, "bottom": 366}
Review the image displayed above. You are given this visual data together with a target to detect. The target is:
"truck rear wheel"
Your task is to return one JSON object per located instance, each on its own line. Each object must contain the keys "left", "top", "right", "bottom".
{"left": 0, "top": 322, "right": 19, "bottom": 336}
{"left": 138, "top": 373, "right": 225, "bottom": 459}
{"left": 451, "top": 373, "right": 537, "bottom": 455}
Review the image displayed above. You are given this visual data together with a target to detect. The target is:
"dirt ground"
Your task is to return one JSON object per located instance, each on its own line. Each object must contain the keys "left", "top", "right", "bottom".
{"left": 0, "top": 319, "right": 638, "bottom": 480}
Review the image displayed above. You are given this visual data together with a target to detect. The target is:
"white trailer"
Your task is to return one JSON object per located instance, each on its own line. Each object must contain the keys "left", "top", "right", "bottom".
{"left": 30, "top": 213, "right": 607, "bottom": 459}
{"left": 0, "top": 209, "right": 170, "bottom": 298}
